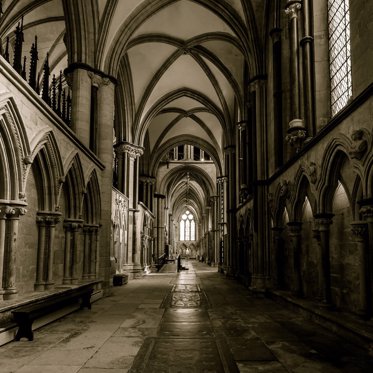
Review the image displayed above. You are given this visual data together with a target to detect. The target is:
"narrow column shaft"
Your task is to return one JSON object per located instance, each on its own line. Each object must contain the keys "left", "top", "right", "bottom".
{"left": 287, "top": 221, "right": 303, "bottom": 297}
{"left": 351, "top": 222, "right": 370, "bottom": 318}
{"left": 63, "top": 225, "right": 72, "bottom": 284}
{"left": 35, "top": 217, "right": 46, "bottom": 290}
{"left": 46, "top": 218, "right": 59, "bottom": 289}
{"left": 3, "top": 207, "right": 24, "bottom": 300}
{"left": 314, "top": 214, "right": 333, "bottom": 305}
{"left": 71, "top": 224, "right": 80, "bottom": 284}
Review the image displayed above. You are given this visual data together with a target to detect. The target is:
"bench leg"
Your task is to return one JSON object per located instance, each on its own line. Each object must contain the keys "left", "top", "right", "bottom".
{"left": 15, "top": 322, "right": 34, "bottom": 341}
{"left": 80, "top": 293, "right": 92, "bottom": 309}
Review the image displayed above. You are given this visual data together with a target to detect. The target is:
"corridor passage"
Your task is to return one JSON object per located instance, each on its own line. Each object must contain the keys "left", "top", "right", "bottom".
{"left": 0, "top": 261, "right": 372, "bottom": 372}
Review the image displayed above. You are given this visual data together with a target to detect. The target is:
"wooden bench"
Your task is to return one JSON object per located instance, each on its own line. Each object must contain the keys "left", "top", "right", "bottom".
{"left": 12, "top": 284, "right": 95, "bottom": 341}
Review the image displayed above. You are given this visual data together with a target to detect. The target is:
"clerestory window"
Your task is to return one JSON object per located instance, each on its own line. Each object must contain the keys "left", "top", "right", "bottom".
{"left": 179, "top": 210, "right": 195, "bottom": 241}
{"left": 328, "top": 0, "right": 352, "bottom": 116}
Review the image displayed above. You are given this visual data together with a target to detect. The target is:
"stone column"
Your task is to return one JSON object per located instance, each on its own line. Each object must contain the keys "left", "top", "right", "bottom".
{"left": 217, "top": 177, "right": 227, "bottom": 267}
{"left": 90, "top": 226, "right": 99, "bottom": 279}
{"left": 210, "top": 195, "right": 219, "bottom": 266}
{"left": 122, "top": 143, "right": 143, "bottom": 276}
{"left": 313, "top": 213, "right": 333, "bottom": 306}
{"left": 351, "top": 221, "right": 371, "bottom": 318}
{"left": 0, "top": 209, "right": 6, "bottom": 297}
{"left": 359, "top": 200, "right": 373, "bottom": 312}
{"left": 300, "top": 0, "right": 315, "bottom": 136}
{"left": 287, "top": 221, "right": 303, "bottom": 296}
{"left": 68, "top": 68, "right": 92, "bottom": 147}
{"left": 96, "top": 75, "right": 116, "bottom": 289}
{"left": 314, "top": 213, "right": 334, "bottom": 306}
{"left": 154, "top": 193, "right": 166, "bottom": 262}
{"left": 35, "top": 215, "right": 47, "bottom": 291}
{"left": 63, "top": 220, "right": 83, "bottom": 284}
{"left": 0, "top": 205, "right": 27, "bottom": 300}
{"left": 271, "top": 226, "right": 284, "bottom": 289}
{"left": 35, "top": 212, "right": 61, "bottom": 290}
{"left": 285, "top": 0, "right": 307, "bottom": 153}
{"left": 114, "top": 145, "right": 125, "bottom": 194}
{"left": 83, "top": 225, "right": 91, "bottom": 280}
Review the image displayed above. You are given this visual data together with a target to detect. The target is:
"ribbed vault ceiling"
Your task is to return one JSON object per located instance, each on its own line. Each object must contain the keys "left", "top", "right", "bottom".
{"left": 0, "top": 0, "right": 264, "bottom": 227}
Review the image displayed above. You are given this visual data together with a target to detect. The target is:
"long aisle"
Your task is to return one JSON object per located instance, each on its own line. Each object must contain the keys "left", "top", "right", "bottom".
{"left": 0, "top": 260, "right": 372, "bottom": 372}
{"left": 130, "top": 260, "right": 238, "bottom": 372}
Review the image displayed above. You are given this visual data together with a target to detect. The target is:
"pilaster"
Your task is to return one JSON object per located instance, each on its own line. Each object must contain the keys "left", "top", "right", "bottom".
{"left": 313, "top": 213, "right": 333, "bottom": 306}
{"left": 287, "top": 221, "right": 303, "bottom": 297}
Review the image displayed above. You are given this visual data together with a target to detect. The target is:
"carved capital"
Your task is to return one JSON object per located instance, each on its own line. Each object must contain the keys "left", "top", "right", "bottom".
{"left": 115, "top": 142, "right": 143, "bottom": 159}
{"left": 88, "top": 71, "right": 110, "bottom": 88}
{"left": 351, "top": 221, "right": 368, "bottom": 239}
{"left": 237, "top": 120, "right": 247, "bottom": 131}
{"left": 217, "top": 176, "right": 228, "bottom": 185}
{"left": 314, "top": 213, "right": 334, "bottom": 231}
{"left": 360, "top": 205, "right": 373, "bottom": 220}
{"left": 285, "top": 1, "right": 302, "bottom": 19}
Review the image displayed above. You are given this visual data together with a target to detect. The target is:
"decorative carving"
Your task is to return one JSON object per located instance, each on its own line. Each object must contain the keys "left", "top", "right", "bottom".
{"left": 115, "top": 142, "right": 143, "bottom": 159}
{"left": 348, "top": 129, "right": 368, "bottom": 160}
{"left": 351, "top": 221, "right": 368, "bottom": 239}
{"left": 303, "top": 161, "right": 317, "bottom": 184}
{"left": 285, "top": 1, "right": 302, "bottom": 19}
{"left": 285, "top": 124, "right": 307, "bottom": 152}
{"left": 279, "top": 180, "right": 290, "bottom": 200}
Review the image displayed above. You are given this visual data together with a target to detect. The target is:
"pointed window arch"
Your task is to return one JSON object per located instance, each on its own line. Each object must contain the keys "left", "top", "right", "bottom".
{"left": 328, "top": 0, "right": 352, "bottom": 115}
{"left": 180, "top": 210, "right": 195, "bottom": 241}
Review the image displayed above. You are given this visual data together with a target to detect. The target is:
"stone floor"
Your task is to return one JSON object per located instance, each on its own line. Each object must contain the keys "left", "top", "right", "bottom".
{"left": 0, "top": 260, "right": 373, "bottom": 372}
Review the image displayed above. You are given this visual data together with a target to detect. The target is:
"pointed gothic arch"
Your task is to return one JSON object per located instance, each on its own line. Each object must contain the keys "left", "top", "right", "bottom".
{"left": 0, "top": 97, "right": 31, "bottom": 201}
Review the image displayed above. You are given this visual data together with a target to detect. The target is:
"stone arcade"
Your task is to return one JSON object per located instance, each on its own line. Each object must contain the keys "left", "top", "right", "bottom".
{"left": 0, "top": 0, "right": 373, "bottom": 371}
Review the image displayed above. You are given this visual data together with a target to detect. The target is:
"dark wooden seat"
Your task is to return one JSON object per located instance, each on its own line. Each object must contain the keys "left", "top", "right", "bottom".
{"left": 12, "top": 284, "right": 95, "bottom": 341}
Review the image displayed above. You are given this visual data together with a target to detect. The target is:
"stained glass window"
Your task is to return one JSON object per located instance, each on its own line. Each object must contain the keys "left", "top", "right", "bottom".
{"left": 179, "top": 211, "right": 195, "bottom": 241}
{"left": 328, "top": 0, "right": 352, "bottom": 116}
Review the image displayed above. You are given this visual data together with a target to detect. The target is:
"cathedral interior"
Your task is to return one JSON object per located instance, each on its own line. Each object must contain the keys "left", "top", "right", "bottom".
{"left": 1, "top": 0, "right": 373, "bottom": 371}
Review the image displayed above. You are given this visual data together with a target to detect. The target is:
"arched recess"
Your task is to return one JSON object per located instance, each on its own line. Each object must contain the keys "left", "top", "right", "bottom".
{"left": 63, "top": 154, "right": 85, "bottom": 219}
{"left": 291, "top": 171, "right": 317, "bottom": 222}
{"left": 81, "top": 169, "right": 101, "bottom": 280}
{"left": 83, "top": 169, "right": 101, "bottom": 225}
{"left": 150, "top": 135, "right": 223, "bottom": 177}
{"left": 29, "top": 131, "right": 64, "bottom": 211}
{"left": 318, "top": 138, "right": 355, "bottom": 213}
{"left": 0, "top": 97, "right": 31, "bottom": 201}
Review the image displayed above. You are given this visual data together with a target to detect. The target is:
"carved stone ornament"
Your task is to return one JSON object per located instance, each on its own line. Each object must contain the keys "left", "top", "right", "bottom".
{"left": 350, "top": 221, "right": 367, "bottom": 238}
{"left": 115, "top": 142, "right": 144, "bottom": 159}
{"left": 285, "top": 120, "right": 307, "bottom": 152}
{"left": 304, "top": 161, "right": 317, "bottom": 184}
{"left": 348, "top": 129, "right": 368, "bottom": 160}
{"left": 279, "top": 180, "right": 290, "bottom": 200}
{"left": 285, "top": 1, "right": 302, "bottom": 19}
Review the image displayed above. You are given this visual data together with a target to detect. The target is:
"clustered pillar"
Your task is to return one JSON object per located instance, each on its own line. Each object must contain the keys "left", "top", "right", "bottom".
{"left": 285, "top": 0, "right": 307, "bottom": 152}
{"left": 35, "top": 212, "right": 61, "bottom": 291}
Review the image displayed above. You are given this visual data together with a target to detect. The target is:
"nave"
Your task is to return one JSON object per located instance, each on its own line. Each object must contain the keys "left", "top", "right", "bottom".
{"left": 0, "top": 261, "right": 372, "bottom": 373}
